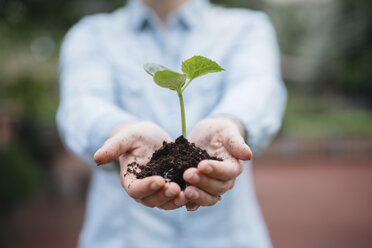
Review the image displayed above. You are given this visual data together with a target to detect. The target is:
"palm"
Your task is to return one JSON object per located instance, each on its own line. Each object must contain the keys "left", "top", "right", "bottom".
{"left": 189, "top": 119, "right": 238, "bottom": 161}
{"left": 119, "top": 140, "right": 161, "bottom": 168}
{"left": 118, "top": 130, "right": 172, "bottom": 191}
{"left": 196, "top": 134, "right": 229, "bottom": 159}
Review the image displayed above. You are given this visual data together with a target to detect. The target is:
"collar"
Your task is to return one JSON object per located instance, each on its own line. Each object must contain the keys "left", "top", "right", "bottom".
{"left": 127, "top": 0, "right": 209, "bottom": 31}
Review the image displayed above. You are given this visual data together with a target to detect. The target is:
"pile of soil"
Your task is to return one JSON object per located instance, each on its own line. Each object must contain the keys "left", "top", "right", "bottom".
{"left": 126, "top": 136, "right": 222, "bottom": 190}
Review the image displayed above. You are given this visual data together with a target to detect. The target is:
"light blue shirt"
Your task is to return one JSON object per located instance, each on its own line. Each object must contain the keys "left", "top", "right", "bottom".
{"left": 57, "top": 0, "right": 286, "bottom": 247}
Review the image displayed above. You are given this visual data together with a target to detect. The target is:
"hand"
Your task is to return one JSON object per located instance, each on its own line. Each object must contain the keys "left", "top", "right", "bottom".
{"left": 184, "top": 117, "right": 252, "bottom": 211}
{"left": 94, "top": 121, "right": 188, "bottom": 210}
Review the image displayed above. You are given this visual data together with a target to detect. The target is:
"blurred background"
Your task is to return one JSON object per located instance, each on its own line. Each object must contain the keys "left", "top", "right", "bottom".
{"left": 0, "top": 0, "right": 371, "bottom": 247}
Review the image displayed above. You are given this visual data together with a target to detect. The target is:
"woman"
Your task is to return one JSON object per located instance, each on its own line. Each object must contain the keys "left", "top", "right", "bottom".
{"left": 57, "top": 0, "right": 286, "bottom": 247}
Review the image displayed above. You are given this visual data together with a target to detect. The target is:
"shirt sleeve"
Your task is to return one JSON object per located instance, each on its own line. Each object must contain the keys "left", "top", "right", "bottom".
{"left": 56, "top": 18, "right": 139, "bottom": 165}
{"left": 210, "top": 13, "right": 287, "bottom": 153}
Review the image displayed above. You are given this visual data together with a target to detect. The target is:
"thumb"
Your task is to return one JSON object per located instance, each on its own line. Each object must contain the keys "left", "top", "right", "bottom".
{"left": 222, "top": 130, "right": 252, "bottom": 161}
{"left": 94, "top": 134, "right": 134, "bottom": 165}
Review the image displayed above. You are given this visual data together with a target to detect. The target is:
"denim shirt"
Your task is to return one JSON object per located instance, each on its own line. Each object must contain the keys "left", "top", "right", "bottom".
{"left": 57, "top": 0, "right": 286, "bottom": 247}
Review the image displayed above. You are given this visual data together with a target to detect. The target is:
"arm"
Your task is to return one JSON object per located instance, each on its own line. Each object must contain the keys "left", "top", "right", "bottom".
{"left": 210, "top": 13, "right": 287, "bottom": 153}
{"left": 57, "top": 19, "right": 187, "bottom": 209}
{"left": 184, "top": 13, "right": 287, "bottom": 210}
{"left": 56, "top": 18, "right": 139, "bottom": 165}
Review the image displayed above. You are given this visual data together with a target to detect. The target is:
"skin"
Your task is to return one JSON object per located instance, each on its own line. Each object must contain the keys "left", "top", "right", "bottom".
{"left": 94, "top": 117, "right": 252, "bottom": 211}
{"left": 142, "top": 0, "right": 188, "bottom": 25}
{"left": 94, "top": 122, "right": 188, "bottom": 210}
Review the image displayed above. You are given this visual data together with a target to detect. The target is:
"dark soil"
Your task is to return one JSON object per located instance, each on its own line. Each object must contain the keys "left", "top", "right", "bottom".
{"left": 126, "top": 136, "right": 222, "bottom": 190}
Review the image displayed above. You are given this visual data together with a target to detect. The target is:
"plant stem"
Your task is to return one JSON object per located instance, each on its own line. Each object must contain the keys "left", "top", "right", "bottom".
{"left": 177, "top": 91, "right": 187, "bottom": 138}
{"left": 181, "top": 79, "right": 193, "bottom": 93}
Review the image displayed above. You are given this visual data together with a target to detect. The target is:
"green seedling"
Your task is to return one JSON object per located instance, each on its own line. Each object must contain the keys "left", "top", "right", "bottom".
{"left": 144, "top": 55, "right": 225, "bottom": 138}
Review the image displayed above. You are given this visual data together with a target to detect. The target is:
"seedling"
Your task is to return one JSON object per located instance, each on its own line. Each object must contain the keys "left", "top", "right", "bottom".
{"left": 144, "top": 55, "right": 225, "bottom": 138}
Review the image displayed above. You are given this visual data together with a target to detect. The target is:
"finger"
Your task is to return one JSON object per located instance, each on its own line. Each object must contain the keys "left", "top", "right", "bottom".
{"left": 122, "top": 175, "right": 165, "bottom": 199}
{"left": 140, "top": 182, "right": 180, "bottom": 208}
{"left": 222, "top": 129, "right": 252, "bottom": 161}
{"left": 184, "top": 186, "right": 219, "bottom": 207}
{"left": 94, "top": 134, "right": 134, "bottom": 164}
{"left": 186, "top": 201, "right": 200, "bottom": 211}
{"left": 173, "top": 191, "right": 188, "bottom": 207}
{"left": 157, "top": 200, "right": 181, "bottom": 210}
{"left": 183, "top": 168, "right": 234, "bottom": 196}
{"left": 158, "top": 191, "right": 188, "bottom": 210}
{"left": 197, "top": 159, "right": 243, "bottom": 181}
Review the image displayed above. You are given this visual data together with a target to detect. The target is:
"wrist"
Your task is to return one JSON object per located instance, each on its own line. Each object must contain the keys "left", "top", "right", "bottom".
{"left": 111, "top": 121, "right": 138, "bottom": 137}
{"left": 213, "top": 116, "right": 247, "bottom": 140}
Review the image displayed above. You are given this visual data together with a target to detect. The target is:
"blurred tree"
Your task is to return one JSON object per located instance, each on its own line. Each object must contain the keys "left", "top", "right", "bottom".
{"left": 211, "top": 0, "right": 262, "bottom": 9}
{"left": 0, "top": 0, "right": 264, "bottom": 29}
{"left": 0, "top": 145, "right": 41, "bottom": 211}
{"left": 0, "top": 0, "right": 126, "bottom": 28}
{"left": 324, "top": 0, "right": 372, "bottom": 101}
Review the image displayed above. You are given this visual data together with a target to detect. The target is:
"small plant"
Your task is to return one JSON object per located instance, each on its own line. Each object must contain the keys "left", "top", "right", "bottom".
{"left": 144, "top": 55, "right": 225, "bottom": 138}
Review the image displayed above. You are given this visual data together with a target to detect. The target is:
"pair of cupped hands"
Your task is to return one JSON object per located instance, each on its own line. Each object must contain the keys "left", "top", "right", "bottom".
{"left": 94, "top": 117, "right": 252, "bottom": 211}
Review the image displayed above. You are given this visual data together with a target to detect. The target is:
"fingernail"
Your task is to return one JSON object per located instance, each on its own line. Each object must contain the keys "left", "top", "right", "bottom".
{"left": 187, "top": 205, "right": 199, "bottom": 211}
{"left": 150, "top": 182, "right": 161, "bottom": 190}
{"left": 190, "top": 174, "right": 200, "bottom": 183}
{"left": 203, "top": 165, "right": 213, "bottom": 174}
{"left": 164, "top": 189, "right": 173, "bottom": 197}
{"left": 190, "top": 191, "right": 199, "bottom": 200}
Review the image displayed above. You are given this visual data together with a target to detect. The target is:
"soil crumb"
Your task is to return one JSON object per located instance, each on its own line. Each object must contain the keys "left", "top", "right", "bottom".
{"left": 126, "top": 136, "right": 222, "bottom": 190}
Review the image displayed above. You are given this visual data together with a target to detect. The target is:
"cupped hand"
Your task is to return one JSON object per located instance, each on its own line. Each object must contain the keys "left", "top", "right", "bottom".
{"left": 184, "top": 117, "right": 252, "bottom": 211}
{"left": 94, "top": 121, "right": 188, "bottom": 210}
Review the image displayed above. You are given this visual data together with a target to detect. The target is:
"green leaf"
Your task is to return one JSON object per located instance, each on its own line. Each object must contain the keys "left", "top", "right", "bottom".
{"left": 144, "top": 63, "right": 169, "bottom": 76}
{"left": 181, "top": 55, "right": 225, "bottom": 81}
{"left": 153, "top": 70, "right": 187, "bottom": 91}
